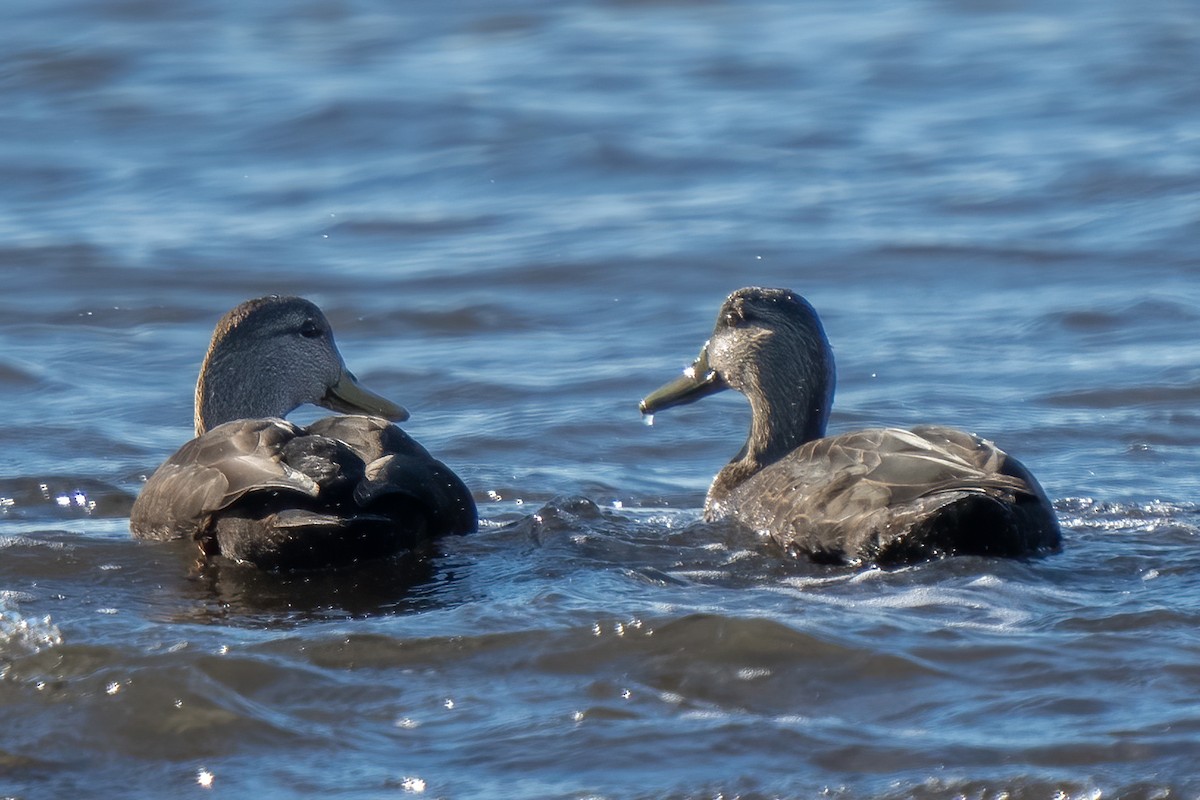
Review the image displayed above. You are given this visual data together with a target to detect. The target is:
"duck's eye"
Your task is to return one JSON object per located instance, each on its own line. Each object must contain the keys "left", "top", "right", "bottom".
{"left": 724, "top": 308, "right": 750, "bottom": 327}
{"left": 299, "top": 320, "right": 323, "bottom": 339}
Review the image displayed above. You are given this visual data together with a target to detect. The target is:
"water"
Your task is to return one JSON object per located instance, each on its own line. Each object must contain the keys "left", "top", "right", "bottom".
{"left": 2, "top": 0, "right": 1200, "bottom": 796}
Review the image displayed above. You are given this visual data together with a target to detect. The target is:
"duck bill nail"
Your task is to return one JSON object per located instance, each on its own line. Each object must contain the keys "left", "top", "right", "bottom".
{"left": 322, "top": 369, "right": 410, "bottom": 422}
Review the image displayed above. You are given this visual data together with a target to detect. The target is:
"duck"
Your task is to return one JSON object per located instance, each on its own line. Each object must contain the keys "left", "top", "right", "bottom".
{"left": 130, "top": 295, "right": 476, "bottom": 570}
{"left": 639, "top": 287, "right": 1061, "bottom": 566}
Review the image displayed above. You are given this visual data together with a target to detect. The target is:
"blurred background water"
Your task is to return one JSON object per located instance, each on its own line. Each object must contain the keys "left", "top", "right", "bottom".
{"left": 2, "top": 0, "right": 1200, "bottom": 797}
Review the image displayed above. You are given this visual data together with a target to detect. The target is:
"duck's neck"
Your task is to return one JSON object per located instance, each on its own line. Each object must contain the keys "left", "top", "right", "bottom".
{"left": 707, "top": 343, "right": 835, "bottom": 516}
{"left": 193, "top": 342, "right": 293, "bottom": 435}
{"left": 746, "top": 381, "right": 830, "bottom": 462}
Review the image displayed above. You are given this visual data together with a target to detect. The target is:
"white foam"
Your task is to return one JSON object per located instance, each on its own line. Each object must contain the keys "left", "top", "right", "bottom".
{"left": 0, "top": 602, "right": 63, "bottom": 658}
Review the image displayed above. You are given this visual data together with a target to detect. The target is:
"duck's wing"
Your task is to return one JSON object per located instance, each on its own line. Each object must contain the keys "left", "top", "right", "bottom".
{"left": 304, "top": 415, "right": 418, "bottom": 464}
{"left": 130, "top": 418, "right": 317, "bottom": 542}
{"left": 731, "top": 426, "right": 1059, "bottom": 563}
{"left": 306, "top": 415, "right": 477, "bottom": 536}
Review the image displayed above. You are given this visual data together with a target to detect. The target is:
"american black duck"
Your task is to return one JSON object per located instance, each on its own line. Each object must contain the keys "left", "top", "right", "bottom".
{"left": 130, "top": 296, "right": 476, "bottom": 570}
{"left": 640, "top": 287, "right": 1061, "bottom": 566}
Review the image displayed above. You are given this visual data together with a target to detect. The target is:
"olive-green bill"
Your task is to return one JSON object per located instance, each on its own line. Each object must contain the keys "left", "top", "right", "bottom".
{"left": 322, "top": 367, "right": 410, "bottom": 422}
{"left": 639, "top": 342, "right": 729, "bottom": 415}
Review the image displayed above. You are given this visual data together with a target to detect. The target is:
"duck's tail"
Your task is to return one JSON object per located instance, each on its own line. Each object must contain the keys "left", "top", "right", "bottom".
{"left": 874, "top": 489, "right": 1061, "bottom": 565}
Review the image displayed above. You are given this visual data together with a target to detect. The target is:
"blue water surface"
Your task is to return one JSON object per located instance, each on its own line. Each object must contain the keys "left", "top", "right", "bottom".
{"left": 2, "top": 0, "right": 1200, "bottom": 797}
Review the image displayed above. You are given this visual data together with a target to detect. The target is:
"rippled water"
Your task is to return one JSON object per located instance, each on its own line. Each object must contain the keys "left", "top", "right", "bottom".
{"left": 3, "top": 0, "right": 1200, "bottom": 797}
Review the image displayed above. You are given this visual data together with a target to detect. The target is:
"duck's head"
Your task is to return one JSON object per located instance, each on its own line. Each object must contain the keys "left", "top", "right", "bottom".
{"left": 194, "top": 296, "right": 408, "bottom": 435}
{"left": 640, "top": 287, "right": 836, "bottom": 447}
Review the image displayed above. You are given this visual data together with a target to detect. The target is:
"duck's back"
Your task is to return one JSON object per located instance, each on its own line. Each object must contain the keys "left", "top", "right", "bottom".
{"left": 714, "top": 425, "right": 1061, "bottom": 565}
{"left": 130, "top": 415, "right": 476, "bottom": 569}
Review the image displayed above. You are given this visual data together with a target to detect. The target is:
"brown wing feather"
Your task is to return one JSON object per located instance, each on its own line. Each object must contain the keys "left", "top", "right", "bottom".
{"left": 129, "top": 418, "right": 317, "bottom": 541}
{"left": 722, "top": 426, "right": 1055, "bottom": 564}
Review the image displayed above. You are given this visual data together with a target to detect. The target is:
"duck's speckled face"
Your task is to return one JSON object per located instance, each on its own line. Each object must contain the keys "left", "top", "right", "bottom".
{"left": 641, "top": 285, "right": 836, "bottom": 448}
{"left": 704, "top": 288, "right": 818, "bottom": 390}
{"left": 640, "top": 287, "right": 812, "bottom": 415}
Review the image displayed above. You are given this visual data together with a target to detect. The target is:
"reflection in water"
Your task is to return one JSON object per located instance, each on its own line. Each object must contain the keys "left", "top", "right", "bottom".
{"left": 177, "top": 546, "right": 452, "bottom": 622}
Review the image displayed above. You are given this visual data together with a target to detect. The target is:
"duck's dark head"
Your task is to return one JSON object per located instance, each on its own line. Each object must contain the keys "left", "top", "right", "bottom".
{"left": 194, "top": 296, "right": 409, "bottom": 435}
{"left": 640, "top": 286, "right": 836, "bottom": 454}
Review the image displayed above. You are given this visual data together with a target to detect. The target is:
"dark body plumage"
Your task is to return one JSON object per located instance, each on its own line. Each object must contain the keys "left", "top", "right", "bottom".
{"left": 640, "top": 287, "right": 1061, "bottom": 566}
{"left": 130, "top": 296, "right": 476, "bottom": 570}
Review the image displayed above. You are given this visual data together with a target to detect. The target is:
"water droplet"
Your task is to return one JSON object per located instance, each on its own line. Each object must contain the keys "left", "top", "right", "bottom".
{"left": 642, "top": 414, "right": 655, "bottom": 427}
{"left": 197, "top": 768, "right": 215, "bottom": 788}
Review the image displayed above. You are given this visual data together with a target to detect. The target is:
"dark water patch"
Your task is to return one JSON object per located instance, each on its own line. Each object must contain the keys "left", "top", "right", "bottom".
{"left": 0, "top": 359, "right": 42, "bottom": 389}
{"left": 417, "top": 379, "right": 530, "bottom": 409}
{"left": 330, "top": 213, "right": 506, "bottom": 239}
{"left": 0, "top": 161, "right": 99, "bottom": 205}
{"left": 536, "top": 612, "right": 943, "bottom": 707}
{"left": 1051, "top": 159, "right": 1200, "bottom": 202}
{"left": 2, "top": 645, "right": 329, "bottom": 761}
{"left": 242, "top": 98, "right": 490, "bottom": 157}
{"left": 1054, "top": 607, "right": 1200, "bottom": 634}
{"left": 1037, "top": 297, "right": 1200, "bottom": 335}
{"left": 179, "top": 553, "right": 452, "bottom": 623}
{"left": 1043, "top": 383, "right": 1200, "bottom": 409}
{"left": 692, "top": 55, "right": 808, "bottom": 92}
{"left": 23, "top": 304, "right": 216, "bottom": 329}
{"left": 5, "top": 47, "right": 131, "bottom": 93}
{"left": 102, "top": 260, "right": 423, "bottom": 308}
{"left": 872, "top": 242, "right": 1090, "bottom": 267}
{"left": 572, "top": 135, "right": 754, "bottom": 178}
{"left": 0, "top": 243, "right": 113, "bottom": 284}
{"left": 466, "top": 13, "right": 545, "bottom": 36}
{"left": 357, "top": 303, "right": 537, "bottom": 337}
{"left": 0, "top": 422, "right": 160, "bottom": 468}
